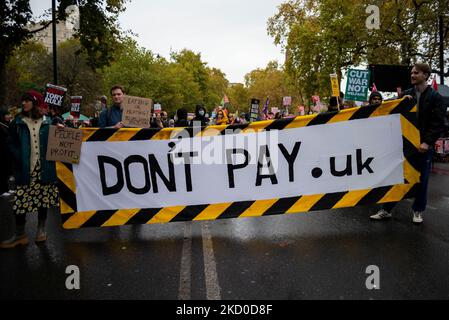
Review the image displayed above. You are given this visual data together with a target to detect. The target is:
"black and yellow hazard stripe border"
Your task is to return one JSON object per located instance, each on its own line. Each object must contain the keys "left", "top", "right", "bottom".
{"left": 57, "top": 98, "right": 420, "bottom": 229}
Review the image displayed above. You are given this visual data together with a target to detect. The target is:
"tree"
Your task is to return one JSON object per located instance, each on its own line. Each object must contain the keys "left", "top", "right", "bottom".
{"left": 267, "top": 0, "right": 449, "bottom": 100}
{"left": 226, "top": 83, "right": 249, "bottom": 112}
{"left": 0, "top": 0, "right": 128, "bottom": 109}
{"left": 244, "top": 61, "right": 301, "bottom": 111}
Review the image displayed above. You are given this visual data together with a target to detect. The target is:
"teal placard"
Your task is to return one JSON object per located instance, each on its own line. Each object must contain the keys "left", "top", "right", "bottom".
{"left": 345, "top": 69, "right": 371, "bottom": 102}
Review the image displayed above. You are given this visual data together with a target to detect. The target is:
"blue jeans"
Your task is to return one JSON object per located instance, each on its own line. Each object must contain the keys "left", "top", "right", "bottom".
{"left": 383, "top": 149, "right": 434, "bottom": 213}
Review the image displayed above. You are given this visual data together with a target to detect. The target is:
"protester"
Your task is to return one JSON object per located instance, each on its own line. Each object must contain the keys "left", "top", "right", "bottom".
{"left": 175, "top": 108, "right": 189, "bottom": 127}
{"left": 368, "top": 92, "right": 383, "bottom": 107}
{"left": 99, "top": 85, "right": 125, "bottom": 128}
{"left": 328, "top": 96, "right": 340, "bottom": 112}
{"left": 161, "top": 111, "right": 169, "bottom": 127}
{"left": 191, "top": 105, "right": 209, "bottom": 127}
{"left": 0, "top": 91, "right": 58, "bottom": 249}
{"left": 370, "top": 63, "right": 447, "bottom": 224}
{"left": 0, "top": 110, "right": 13, "bottom": 198}
{"left": 49, "top": 105, "right": 65, "bottom": 126}
{"left": 215, "top": 109, "right": 229, "bottom": 125}
{"left": 151, "top": 112, "right": 165, "bottom": 129}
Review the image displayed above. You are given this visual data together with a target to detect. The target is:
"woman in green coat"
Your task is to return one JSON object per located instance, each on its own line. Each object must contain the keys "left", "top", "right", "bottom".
{"left": 0, "top": 91, "right": 58, "bottom": 249}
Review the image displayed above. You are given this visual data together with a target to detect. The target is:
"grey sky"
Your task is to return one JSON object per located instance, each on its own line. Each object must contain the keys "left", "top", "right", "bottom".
{"left": 30, "top": 0, "right": 285, "bottom": 84}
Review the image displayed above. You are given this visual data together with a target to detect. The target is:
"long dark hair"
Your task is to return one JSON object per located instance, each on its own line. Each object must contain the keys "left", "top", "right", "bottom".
{"left": 20, "top": 93, "right": 42, "bottom": 120}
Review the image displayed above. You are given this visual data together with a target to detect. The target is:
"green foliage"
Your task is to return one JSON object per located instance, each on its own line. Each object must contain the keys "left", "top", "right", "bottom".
{"left": 244, "top": 61, "right": 302, "bottom": 110}
{"left": 102, "top": 40, "right": 229, "bottom": 114}
{"left": 268, "top": 0, "right": 449, "bottom": 101}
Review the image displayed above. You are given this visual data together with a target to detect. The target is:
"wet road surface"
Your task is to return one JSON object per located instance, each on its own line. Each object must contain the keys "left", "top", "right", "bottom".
{"left": 1, "top": 165, "right": 449, "bottom": 300}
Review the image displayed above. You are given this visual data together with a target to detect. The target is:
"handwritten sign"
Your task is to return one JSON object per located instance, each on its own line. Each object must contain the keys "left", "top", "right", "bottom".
{"left": 46, "top": 126, "right": 83, "bottom": 164}
{"left": 122, "top": 95, "right": 153, "bottom": 128}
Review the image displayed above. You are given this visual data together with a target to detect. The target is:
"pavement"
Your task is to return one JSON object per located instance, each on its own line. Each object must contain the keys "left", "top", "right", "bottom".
{"left": 1, "top": 162, "right": 449, "bottom": 300}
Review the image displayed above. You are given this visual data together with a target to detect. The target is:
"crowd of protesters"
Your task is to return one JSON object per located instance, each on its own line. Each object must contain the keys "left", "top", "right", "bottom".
{"left": 0, "top": 62, "right": 447, "bottom": 249}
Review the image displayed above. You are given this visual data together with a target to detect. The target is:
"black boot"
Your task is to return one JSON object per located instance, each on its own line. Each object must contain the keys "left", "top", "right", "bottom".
{"left": 0, "top": 225, "right": 29, "bottom": 249}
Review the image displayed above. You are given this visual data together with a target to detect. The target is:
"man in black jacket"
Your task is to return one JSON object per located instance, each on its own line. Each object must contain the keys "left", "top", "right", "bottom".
{"left": 370, "top": 63, "right": 446, "bottom": 224}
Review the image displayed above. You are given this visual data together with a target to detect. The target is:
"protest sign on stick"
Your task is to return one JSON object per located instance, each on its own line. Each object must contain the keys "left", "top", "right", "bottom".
{"left": 44, "top": 84, "right": 67, "bottom": 108}
{"left": 330, "top": 74, "right": 340, "bottom": 97}
{"left": 46, "top": 126, "right": 83, "bottom": 164}
{"left": 249, "top": 99, "right": 260, "bottom": 123}
{"left": 121, "top": 95, "right": 153, "bottom": 128}
{"left": 345, "top": 69, "right": 371, "bottom": 102}
{"left": 154, "top": 103, "right": 162, "bottom": 114}
{"left": 70, "top": 96, "right": 82, "bottom": 119}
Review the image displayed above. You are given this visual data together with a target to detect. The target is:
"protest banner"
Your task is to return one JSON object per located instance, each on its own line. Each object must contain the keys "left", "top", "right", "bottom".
{"left": 70, "top": 96, "right": 82, "bottom": 119}
{"left": 330, "top": 74, "right": 340, "bottom": 97}
{"left": 46, "top": 126, "right": 83, "bottom": 164}
{"left": 121, "top": 95, "right": 153, "bottom": 128}
{"left": 250, "top": 99, "right": 260, "bottom": 123}
{"left": 345, "top": 69, "right": 371, "bottom": 102}
{"left": 56, "top": 98, "right": 420, "bottom": 229}
{"left": 44, "top": 84, "right": 67, "bottom": 109}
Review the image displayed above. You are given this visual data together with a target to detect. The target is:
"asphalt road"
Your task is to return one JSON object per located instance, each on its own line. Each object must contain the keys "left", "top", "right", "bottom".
{"left": 1, "top": 164, "right": 449, "bottom": 300}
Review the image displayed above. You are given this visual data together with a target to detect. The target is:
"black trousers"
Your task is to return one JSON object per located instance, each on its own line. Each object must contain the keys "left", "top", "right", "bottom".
{"left": 15, "top": 208, "right": 47, "bottom": 226}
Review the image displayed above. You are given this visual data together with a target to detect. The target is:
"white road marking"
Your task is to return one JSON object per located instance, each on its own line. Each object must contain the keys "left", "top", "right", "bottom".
{"left": 201, "top": 222, "right": 221, "bottom": 300}
{"left": 178, "top": 222, "right": 192, "bottom": 300}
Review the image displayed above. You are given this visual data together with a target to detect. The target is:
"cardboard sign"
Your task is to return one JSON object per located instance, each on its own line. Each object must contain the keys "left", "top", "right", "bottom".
{"left": 70, "top": 96, "right": 82, "bottom": 119}
{"left": 345, "top": 69, "right": 371, "bottom": 102}
{"left": 154, "top": 103, "right": 162, "bottom": 114}
{"left": 283, "top": 96, "right": 292, "bottom": 106}
{"left": 44, "top": 84, "right": 67, "bottom": 108}
{"left": 46, "top": 126, "right": 83, "bottom": 164}
{"left": 121, "top": 95, "right": 153, "bottom": 128}
{"left": 250, "top": 99, "right": 260, "bottom": 123}
{"left": 330, "top": 74, "right": 340, "bottom": 97}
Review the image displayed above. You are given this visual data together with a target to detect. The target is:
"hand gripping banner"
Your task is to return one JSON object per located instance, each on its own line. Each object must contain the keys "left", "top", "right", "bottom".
{"left": 57, "top": 98, "right": 420, "bottom": 229}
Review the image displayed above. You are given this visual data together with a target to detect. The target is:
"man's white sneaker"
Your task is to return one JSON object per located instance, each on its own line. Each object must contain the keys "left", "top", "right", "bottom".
{"left": 370, "top": 209, "right": 392, "bottom": 220}
{"left": 413, "top": 212, "right": 423, "bottom": 224}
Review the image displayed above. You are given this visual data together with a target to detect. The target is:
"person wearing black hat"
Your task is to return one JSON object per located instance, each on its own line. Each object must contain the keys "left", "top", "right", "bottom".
{"left": 175, "top": 108, "right": 189, "bottom": 127}
{"left": 0, "top": 91, "right": 58, "bottom": 249}
{"left": 191, "top": 105, "right": 209, "bottom": 127}
{"left": 368, "top": 91, "right": 383, "bottom": 107}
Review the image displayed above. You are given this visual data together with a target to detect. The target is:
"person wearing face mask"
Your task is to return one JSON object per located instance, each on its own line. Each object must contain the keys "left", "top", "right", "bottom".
{"left": 191, "top": 105, "right": 209, "bottom": 127}
{"left": 1, "top": 91, "right": 58, "bottom": 248}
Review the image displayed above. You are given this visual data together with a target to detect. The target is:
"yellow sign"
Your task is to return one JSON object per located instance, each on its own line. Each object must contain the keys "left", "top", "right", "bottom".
{"left": 330, "top": 73, "right": 340, "bottom": 97}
